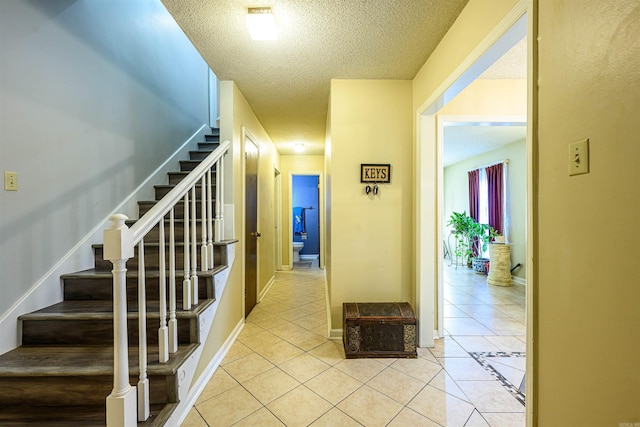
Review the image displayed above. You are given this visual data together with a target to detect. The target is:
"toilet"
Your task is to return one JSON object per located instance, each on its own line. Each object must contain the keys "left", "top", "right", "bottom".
{"left": 292, "top": 242, "right": 304, "bottom": 262}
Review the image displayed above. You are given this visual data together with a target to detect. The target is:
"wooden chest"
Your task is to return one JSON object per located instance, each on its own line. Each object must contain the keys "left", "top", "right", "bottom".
{"left": 343, "top": 302, "right": 417, "bottom": 358}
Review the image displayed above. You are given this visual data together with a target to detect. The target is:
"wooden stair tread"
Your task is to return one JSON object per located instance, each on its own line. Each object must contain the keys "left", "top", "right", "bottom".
{"left": 61, "top": 265, "right": 226, "bottom": 280}
{"left": 0, "top": 343, "right": 198, "bottom": 376}
{"left": 0, "top": 403, "right": 171, "bottom": 427}
{"left": 19, "top": 298, "right": 215, "bottom": 320}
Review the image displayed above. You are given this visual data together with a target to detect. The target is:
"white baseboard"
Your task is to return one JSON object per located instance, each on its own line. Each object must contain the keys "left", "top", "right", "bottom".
{"left": 259, "top": 275, "right": 276, "bottom": 302}
{"left": 512, "top": 276, "right": 527, "bottom": 286}
{"left": 300, "top": 254, "right": 318, "bottom": 260}
{"left": 169, "top": 318, "right": 244, "bottom": 427}
{"left": 0, "top": 124, "right": 208, "bottom": 356}
{"left": 329, "top": 329, "right": 343, "bottom": 340}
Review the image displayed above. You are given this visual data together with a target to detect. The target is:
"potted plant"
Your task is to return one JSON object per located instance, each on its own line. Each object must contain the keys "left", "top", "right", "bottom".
{"left": 447, "top": 211, "right": 496, "bottom": 272}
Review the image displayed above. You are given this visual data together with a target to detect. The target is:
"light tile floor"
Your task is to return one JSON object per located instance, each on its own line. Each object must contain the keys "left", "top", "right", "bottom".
{"left": 182, "top": 261, "right": 526, "bottom": 426}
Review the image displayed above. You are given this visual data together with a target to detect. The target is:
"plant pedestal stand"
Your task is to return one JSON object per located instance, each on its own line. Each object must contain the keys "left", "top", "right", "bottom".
{"left": 487, "top": 243, "right": 512, "bottom": 286}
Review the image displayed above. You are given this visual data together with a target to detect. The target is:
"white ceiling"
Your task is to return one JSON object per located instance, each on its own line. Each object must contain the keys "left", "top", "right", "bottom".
{"left": 443, "top": 124, "right": 527, "bottom": 166}
{"left": 162, "top": 0, "right": 469, "bottom": 155}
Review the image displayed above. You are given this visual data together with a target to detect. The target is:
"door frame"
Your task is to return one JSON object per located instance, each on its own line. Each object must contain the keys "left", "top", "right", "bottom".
{"left": 274, "top": 167, "right": 282, "bottom": 270}
{"left": 288, "top": 171, "right": 324, "bottom": 269}
{"left": 242, "top": 128, "right": 260, "bottom": 316}
{"left": 416, "top": 0, "right": 527, "bottom": 345}
{"left": 415, "top": 1, "right": 533, "bottom": 423}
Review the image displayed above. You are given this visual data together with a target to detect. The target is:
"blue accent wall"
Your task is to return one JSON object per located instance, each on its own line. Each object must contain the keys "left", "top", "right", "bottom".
{"left": 292, "top": 175, "right": 319, "bottom": 255}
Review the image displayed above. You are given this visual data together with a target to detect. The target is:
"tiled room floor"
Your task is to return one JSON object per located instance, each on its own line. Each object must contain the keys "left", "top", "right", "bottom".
{"left": 182, "top": 261, "right": 526, "bottom": 427}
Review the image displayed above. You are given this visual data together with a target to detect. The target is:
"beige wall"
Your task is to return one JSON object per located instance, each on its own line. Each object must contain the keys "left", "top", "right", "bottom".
{"left": 439, "top": 79, "right": 526, "bottom": 116}
{"left": 327, "top": 79, "right": 413, "bottom": 329}
{"left": 279, "top": 155, "right": 325, "bottom": 268}
{"left": 222, "top": 81, "right": 280, "bottom": 301}
{"left": 536, "top": 1, "right": 640, "bottom": 424}
{"left": 444, "top": 139, "right": 527, "bottom": 279}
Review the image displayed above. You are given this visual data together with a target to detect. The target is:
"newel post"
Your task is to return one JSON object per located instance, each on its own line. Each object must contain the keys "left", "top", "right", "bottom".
{"left": 104, "top": 214, "right": 137, "bottom": 427}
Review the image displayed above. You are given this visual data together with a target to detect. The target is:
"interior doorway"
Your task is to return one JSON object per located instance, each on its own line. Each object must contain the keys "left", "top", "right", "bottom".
{"left": 415, "top": 3, "right": 531, "bottom": 422}
{"left": 274, "top": 168, "right": 282, "bottom": 271}
{"left": 291, "top": 175, "right": 320, "bottom": 267}
{"left": 416, "top": 3, "right": 527, "bottom": 344}
{"left": 288, "top": 172, "right": 324, "bottom": 270}
{"left": 244, "top": 133, "right": 259, "bottom": 316}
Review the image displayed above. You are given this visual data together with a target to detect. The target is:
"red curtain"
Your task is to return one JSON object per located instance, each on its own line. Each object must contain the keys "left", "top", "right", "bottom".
{"left": 468, "top": 169, "right": 480, "bottom": 221}
{"left": 486, "top": 163, "right": 504, "bottom": 235}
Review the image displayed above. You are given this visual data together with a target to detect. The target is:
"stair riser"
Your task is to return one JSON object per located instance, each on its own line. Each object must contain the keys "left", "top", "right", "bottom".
{"left": 137, "top": 221, "right": 207, "bottom": 242}
{"left": 168, "top": 171, "right": 217, "bottom": 186}
{"left": 204, "top": 134, "right": 219, "bottom": 142}
{"left": 93, "top": 245, "right": 224, "bottom": 270}
{"left": 189, "top": 151, "right": 214, "bottom": 161}
{"left": 138, "top": 201, "right": 208, "bottom": 218}
{"left": 0, "top": 375, "right": 170, "bottom": 406}
{"left": 179, "top": 161, "right": 216, "bottom": 173}
{"left": 63, "top": 275, "right": 213, "bottom": 304}
{"left": 198, "top": 142, "right": 219, "bottom": 151}
{"left": 154, "top": 185, "right": 216, "bottom": 201}
{"left": 22, "top": 317, "right": 196, "bottom": 346}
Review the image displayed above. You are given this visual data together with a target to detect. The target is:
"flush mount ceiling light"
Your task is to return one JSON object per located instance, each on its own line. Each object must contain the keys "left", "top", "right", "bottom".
{"left": 246, "top": 7, "right": 277, "bottom": 41}
{"left": 294, "top": 143, "right": 305, "bottom": 153}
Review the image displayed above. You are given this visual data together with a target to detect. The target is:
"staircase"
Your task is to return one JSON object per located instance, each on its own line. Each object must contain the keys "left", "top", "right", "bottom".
{"left": 0, "top": 128, "right": 231, "bottom": 426}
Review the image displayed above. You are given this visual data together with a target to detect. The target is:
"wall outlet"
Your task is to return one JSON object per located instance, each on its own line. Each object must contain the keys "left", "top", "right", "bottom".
{"left": 4, "top": 171, "right": 17, "bottom": 191}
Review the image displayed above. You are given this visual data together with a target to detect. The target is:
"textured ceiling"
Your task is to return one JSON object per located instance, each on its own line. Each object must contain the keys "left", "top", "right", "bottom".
{"left": 162, "top": 0, "right": 469, "bottom": 155}
{"left": 479, "top": 37, "right": 527, "bottom": 79}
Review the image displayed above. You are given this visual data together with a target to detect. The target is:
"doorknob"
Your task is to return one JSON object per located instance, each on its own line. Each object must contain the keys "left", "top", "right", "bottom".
{"left": 251, "top": 232, "right": 262, "bottom": 237}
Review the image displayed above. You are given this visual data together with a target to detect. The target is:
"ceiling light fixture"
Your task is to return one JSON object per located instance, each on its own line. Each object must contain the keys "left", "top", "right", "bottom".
{"left": 294, "top": 143, "right": 305, "bottom": 153}
{"left": 246, "top": 7, "right": 277, "bottom": 41}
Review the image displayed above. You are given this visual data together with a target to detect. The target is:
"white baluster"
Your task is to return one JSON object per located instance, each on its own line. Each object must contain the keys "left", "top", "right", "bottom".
{"left": 200, "top": 175, "right": 208, "bottom": 272}
{"left": 137, "top": 240, "right": 149, "bottom": 421}
{"left": 158, "top": 217, "right": 169, "bottom": 364}
{"left": 215, "top": 157, "right": 223, "bottom": 242}
{"left": 104, "top": 214, "right": 137, "bottom": 427}
{"left": 168, "top": 208, "right": 178, "bottom": 353}
{"left": 191, "top": 186, "right": 199, "bottom": 305}
{"left": 183, "top": 193, "right": 191, "bottom": 310}
{"left": 207, "top": 169, "right": 214, "bottom": 268}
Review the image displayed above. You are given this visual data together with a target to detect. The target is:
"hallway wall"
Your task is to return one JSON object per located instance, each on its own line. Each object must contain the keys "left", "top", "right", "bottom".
{"left": 327, "top": 79, "right": 413, "bottom": 330}
{"left": 536, "top": 0, "right": 640, "bottom": 424}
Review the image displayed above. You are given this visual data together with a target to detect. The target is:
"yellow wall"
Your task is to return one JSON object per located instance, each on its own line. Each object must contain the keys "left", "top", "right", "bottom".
{"left": 536, "top": 1, "right": 640, "bottom": 424}
{"left": 222, "top": 81, "right": 279, "bottom": 300}
{"left": 279, "top": 155, "right": 325, "bottom": 268}
{"left": 439, "top": 79, "right": 526, "bottom": 116}
{"left": 328, "top": 79, "right": 413, "bottom": 329}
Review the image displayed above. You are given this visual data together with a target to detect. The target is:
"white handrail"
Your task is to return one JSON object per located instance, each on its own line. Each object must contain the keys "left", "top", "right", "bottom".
{"left": 130, "top": 140, "right": 230, "bottom": 242}
{"left": 105, "top": 139, "right": 229, "bottom": 426}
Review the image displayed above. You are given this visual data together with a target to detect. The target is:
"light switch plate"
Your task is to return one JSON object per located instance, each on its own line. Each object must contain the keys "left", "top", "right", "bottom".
{"left": 569, "top": 138, "right": 589, "bottom": 176}
{"left": 4, "top": 171, "right": 17, "bottom": 191}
